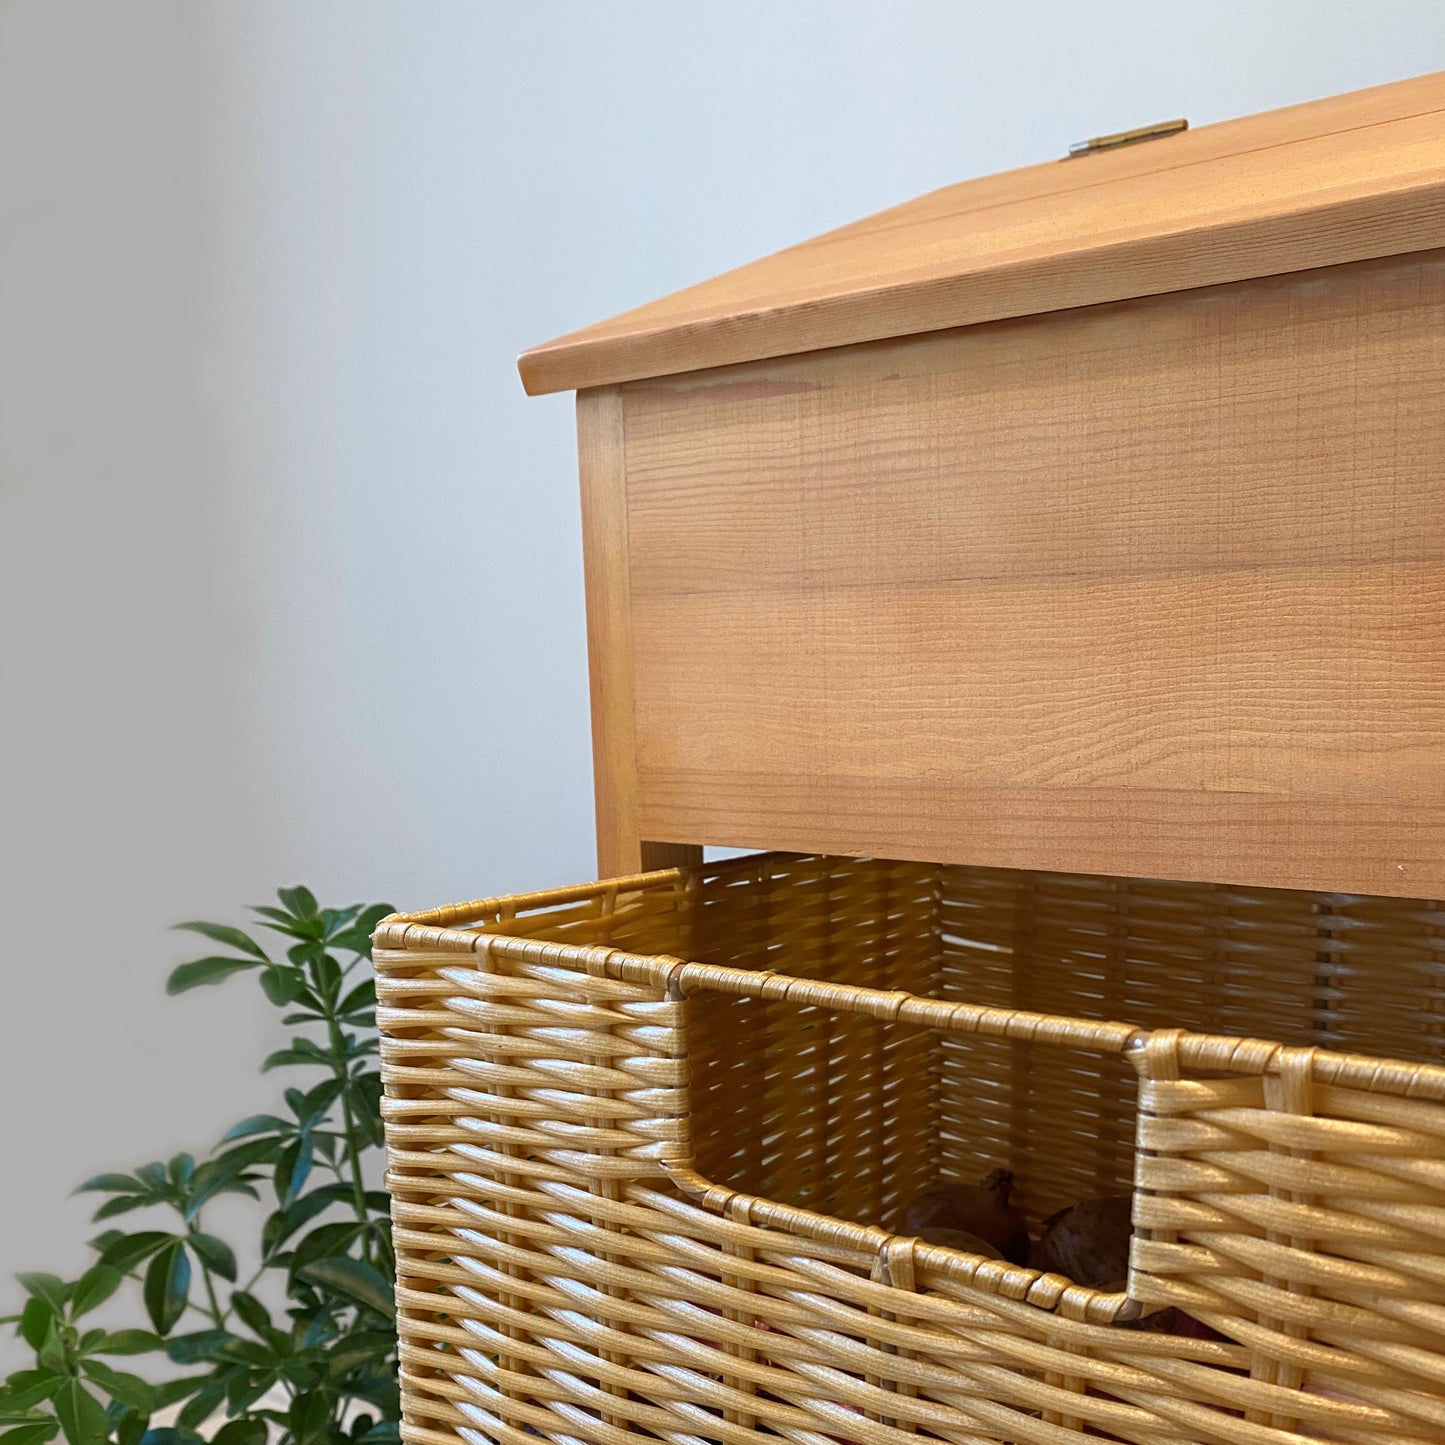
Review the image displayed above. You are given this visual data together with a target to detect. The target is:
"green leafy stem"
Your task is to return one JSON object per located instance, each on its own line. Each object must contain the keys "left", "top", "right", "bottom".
{"left": 0, "top": 891, "right": 401, "bottom": 1445}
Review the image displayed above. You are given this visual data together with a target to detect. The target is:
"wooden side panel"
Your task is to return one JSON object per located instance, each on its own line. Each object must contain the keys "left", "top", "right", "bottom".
{"left": 620, "top": 253, "right": 1445, "bottom": 897}
{"left": 576, "top": 387, "right": 639, "bottom": 877}
{"left": 577, "top": 387, "right": 702, "bottom": 878}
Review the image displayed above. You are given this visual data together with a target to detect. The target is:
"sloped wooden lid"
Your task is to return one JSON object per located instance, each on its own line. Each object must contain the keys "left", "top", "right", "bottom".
{"left": 519, "top": 71, "right": 1445, "bottom": 395}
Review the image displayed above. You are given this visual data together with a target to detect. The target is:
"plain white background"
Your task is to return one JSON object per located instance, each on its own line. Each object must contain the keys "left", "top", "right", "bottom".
{"left": 2, "top": 0, "right": 1443, "bottom": 1333}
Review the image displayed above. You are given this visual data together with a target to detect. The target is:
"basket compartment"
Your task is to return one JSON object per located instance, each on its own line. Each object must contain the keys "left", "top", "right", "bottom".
{"left": 376, "top": 852, "right": 1445, "bottom": 1444}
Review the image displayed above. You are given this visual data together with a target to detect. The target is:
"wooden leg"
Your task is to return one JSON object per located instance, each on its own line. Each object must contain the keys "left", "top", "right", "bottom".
{"left": 640, "top": 842, "right": 704, "bottom": 872}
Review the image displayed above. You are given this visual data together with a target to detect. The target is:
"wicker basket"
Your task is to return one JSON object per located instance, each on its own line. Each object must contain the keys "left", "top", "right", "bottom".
{"left": 375, "top": 852, "right": 1445, "bottom": 1445}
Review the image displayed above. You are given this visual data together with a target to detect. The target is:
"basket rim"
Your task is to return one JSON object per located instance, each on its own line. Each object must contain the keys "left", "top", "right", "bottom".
{"left": 372, "top": 851, "right": 1445, "bottom": 1102}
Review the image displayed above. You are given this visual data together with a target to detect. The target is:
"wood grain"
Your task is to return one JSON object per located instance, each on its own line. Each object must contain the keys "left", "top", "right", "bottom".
{"left": 620, "top": 254, "right": 1445, "bottom": 897}
{"left": 577, "top": 389, "right": 704, "bottom": 878}
{"left": 520, "top": 71, "right": 1445, "bottom": 394}
{"left": 576, "top": 386, "right": 644, "bottom": 878}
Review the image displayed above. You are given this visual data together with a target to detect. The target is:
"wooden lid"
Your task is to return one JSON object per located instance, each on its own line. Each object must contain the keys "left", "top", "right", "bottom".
{"left": 519, "top": 71, "right": 1445, "bottom": 395}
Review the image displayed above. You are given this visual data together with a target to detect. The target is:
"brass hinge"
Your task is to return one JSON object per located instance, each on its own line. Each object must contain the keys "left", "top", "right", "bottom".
{"left": 1067, "top": 118, "right": 1188, "bottom": 158}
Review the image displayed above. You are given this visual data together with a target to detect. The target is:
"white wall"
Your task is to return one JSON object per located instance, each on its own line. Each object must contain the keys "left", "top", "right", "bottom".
{"left": 3, "top": 0, "right": 1443, "bottom": 1329}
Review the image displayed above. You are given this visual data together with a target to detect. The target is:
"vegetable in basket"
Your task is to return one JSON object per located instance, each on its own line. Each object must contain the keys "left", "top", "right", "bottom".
{"left": 897, "top": 1169, "right": 1030, "bottom": 1265}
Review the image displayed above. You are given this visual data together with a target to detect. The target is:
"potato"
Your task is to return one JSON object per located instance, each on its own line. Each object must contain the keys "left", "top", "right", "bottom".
{"left": 1028, "top": 1194, "right": 1132, "bottom": 1288}
{"left": 898, "top": 1169, "right": 1031, "bottom": 1265}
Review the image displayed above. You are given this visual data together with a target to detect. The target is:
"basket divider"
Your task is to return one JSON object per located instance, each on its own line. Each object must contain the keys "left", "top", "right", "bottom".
{"left": 719, "top": 1194, "right": 761, "bottom": 1431}
{"left": 478, "top": 936, "right": 533, "bottom": 1410}
{"left": 1249, "top": 1045, "right": 1318, "bottom": 1433}
{"left": 867, "top": 1237, "right": 920, "bottom": 1433}
{"left": 1038, "top": 1331, "right": 1090, "bottom": 1433}
{"left": 582, "top": 917, "right": 634, "bottom": 1432}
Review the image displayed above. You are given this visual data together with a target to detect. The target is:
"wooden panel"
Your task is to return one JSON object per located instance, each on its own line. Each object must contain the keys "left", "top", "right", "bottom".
{"left": 520, "top": 71, "right": 1445, "bottom": 393}
{"left": 576, "top": 386, "right": 643, "bottom": 878}
{"left": 577, "top": 389, "right": 704, "bottom": 878}
{"left": 620, "top": 254, "right": 1445, "bottom": 897}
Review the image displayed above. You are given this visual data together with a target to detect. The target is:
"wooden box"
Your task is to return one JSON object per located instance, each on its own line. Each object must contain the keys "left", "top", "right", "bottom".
{"left": 520, "top": 72, "right": 1445, "bottom": 898}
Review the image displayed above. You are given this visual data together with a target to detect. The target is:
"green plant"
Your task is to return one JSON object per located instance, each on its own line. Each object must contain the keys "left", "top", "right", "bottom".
{"left": 0, "top": 889, "right": 398, "bottom": 1445}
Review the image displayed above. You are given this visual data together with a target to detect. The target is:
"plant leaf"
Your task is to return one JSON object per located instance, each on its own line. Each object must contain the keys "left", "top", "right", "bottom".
{"left": 344, "top": 1373, "right": 400, "bottom": 1417}
{"left": 165, "top": 957, "right": 257, "bottom": 995}
{"left": 301, "top": 1077, "right": 343, "bottom": 1119}
{"left": 147, "top": 1377, "right": 205, "bottom": 1410}
{"left": 218, "top": 1115, "right": 288, "bottom": 1143}
{"left": 294, "top": 1305, "right": 337, "bottom": 1353}
{"left": 297, "top": 1258, "right": 395, "bottom": 1320}
{"left": 259, "top": 967, "right": 305, "bottom": 1006}
{"left": 172, "top": 922, "right": 268, "bottom": 961}
{"left": 69, "top": 1265, "right": 121, "bottom": 1318}
{"left": 77, "top": 1360, "right": 153, "bottom": 1413}
{"left": 331, "top": 904, "right": 394, "bottom": 956}
{"left": 88, "top": 1330, "right": 162, "bottom": 1357}
{"left": 53, "top": 1380, "right": 107, "bottom": 1445}
{"left": 142, "top": 1243, "right": 189, "bottom": 1335}
{"left": 0, "top": 1367, "right": 61, "bottom": 1410}
{"left": 185, "top": 1233, "right": 236, "bottom": 1283}
{"left": 273, "top": 1137, "right": 313, "bottom": 1207}
{"left": 214, "top": 1338, "right": 272, "bottom": 1368}
{"left": 289, "top": 1387, "right": 331, "bottom": 1445}
{"left": 98, "top": 1233, "right": 175, "bottom": 1275}
{"left": 355, "top": 1425, "right": 400, "bottom": 1445}
{"left": 0, "top": 1424, "right": 61, "bottom": 1445}
{"left": 260, "top": 1185, "right": 348, "bottom": 1258}
{"left": 287, "top": 937, "right": 326, "bottom": 968}
{"left": 260, "top": 1039, "right": 329, "bottom": 1072}
{"left": 289, "top": 1221, "right": 364, "bottom": 1275}
{"left": 163, "top": 1330, "right": 236, "bottom": 1366}
{"left": 323, "top": 1330, "right": 396, "bottom": 1378}
{"left": 212, "top": 1423, "right": 266, "bottom": 1445}
{"left": 89, "top": 1197, "right": 152, "bottom": 1223}
{"left": 347, "top": 1074, "right": 385, "bottom": 1146}
{"left": 320, "top": 905, "right": 361, "bottom": 933}
{"left": 222, "top": 1375, "right": 275, "bottom": 1415}
{"left": 250, "top": 905, "right": 300, "bottom": 926}
{"left": 253, "top": 917, "right": 321, "bottom": 947}
{"left": 280, "top": 1009, "right": 324, "bottom": 1026}
{"left": 185, "top": 1156, "right": 266, "bottom": 1217}
{"left": 203, "top": 1137, "right": 285, "bottom": 1182}
{"left": 73, "top": 1175, "right": 144, "bottom": 1197}
{"left": 16, "top": 1277, "right": 67, "bottom": 1314}
{"left": 277, "top": 886, "right": 319, "bottom": 920}
{"left": 19, "top": 1299, "right": 56, "bottom": 1353}
{"left": 225, "top": 1291, "right": 271, "bottom": 1342}
{"left": 336, "top": 979, "right": 376, "bottom": 1018}
{"left": 176, "top": 1381, "right": 226, "bottom": 1432}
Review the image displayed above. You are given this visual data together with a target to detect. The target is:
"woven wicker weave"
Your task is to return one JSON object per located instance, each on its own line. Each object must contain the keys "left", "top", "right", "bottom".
{"left": 376, "top": 852, "right": 1445, "bottom": 1444}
